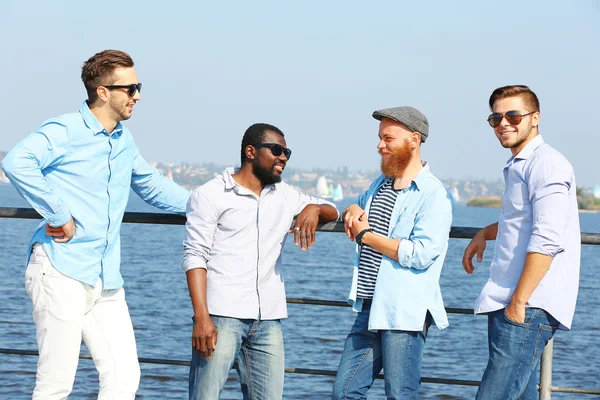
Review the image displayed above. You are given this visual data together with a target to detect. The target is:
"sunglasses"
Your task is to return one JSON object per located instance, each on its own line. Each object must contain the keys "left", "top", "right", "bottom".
{"left": 103, "top": 83, "right": 142, "bottom": 97}
{"left": 487, "top": 110, "right": 535, "bottom": 128}
{"left": 254, "top": 143, "right": 292, "bottom": 160}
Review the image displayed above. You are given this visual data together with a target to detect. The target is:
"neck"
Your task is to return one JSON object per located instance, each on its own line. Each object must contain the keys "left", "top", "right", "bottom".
{"left": 89, "top": 102, "right": 119, "bottom": 134}
{"left": 510, "top": 130, "right": 539, "bottom": 157}
{"left": 231, "top": 164, "right": 265, "bottom": 196}
{"left": 392, "top": 158, "right": 424, "bottom": 190}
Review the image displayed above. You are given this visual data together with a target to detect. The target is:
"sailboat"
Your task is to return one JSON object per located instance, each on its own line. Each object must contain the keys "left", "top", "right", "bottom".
{"left": 451, "top": 187, "right": 460, "bottom": 202}
{"left": 333, "top": 184, "right": 344, "bottom": 202}
{"left": 316, "top": 176, "right": 332, "bottom": 198}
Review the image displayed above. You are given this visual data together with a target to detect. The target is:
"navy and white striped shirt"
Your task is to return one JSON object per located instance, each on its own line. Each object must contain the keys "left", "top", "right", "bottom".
{"left": 357, "top": 177, "right": 399, "bottom": 299}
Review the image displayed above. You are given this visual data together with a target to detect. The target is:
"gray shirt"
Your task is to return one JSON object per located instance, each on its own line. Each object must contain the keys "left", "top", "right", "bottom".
{"left": 474, "top": 135, "right": 581, "bottom": 330}
{"left": 182, "top": 168, "right": 337, "bottom": 320}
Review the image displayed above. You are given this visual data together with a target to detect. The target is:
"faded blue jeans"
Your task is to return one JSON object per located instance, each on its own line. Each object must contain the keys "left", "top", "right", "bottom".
{"left": 189, "top": 316, "right": 284, "bottom": 400}
{"left": 476, "top": 307, "right": 559, "bottom": 400}
{"left": 332, "top": 302, "right": 428, "bottom": 400}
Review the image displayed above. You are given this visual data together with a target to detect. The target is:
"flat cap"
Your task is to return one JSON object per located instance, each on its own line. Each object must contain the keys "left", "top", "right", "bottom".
{"left": 372, "top": 106, "right": 429, "bottom": 143}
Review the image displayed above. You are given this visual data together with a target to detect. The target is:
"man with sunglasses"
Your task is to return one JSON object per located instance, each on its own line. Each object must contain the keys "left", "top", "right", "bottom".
{"left": 462, "top": 85, "right": 580, "bottom": 399}
{"left": 332, "top": 106, "right": 453, "bottom": 399}
{"left": 2, "top": 50, "right": 190, "bottom": 399}
{"left": 183, "top": 123, "right": 338, "bottom": 399}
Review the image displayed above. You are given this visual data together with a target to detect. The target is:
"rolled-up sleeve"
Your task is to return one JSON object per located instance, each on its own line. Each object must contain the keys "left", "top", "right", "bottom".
{"left": 396, "top": 189, "right": 453, "bottom": 270}
{"left": 526, "top": 156, "right": 572, "bottom": 257}
{"left": 182, "top": 189, "right": 218, "bottom": 272}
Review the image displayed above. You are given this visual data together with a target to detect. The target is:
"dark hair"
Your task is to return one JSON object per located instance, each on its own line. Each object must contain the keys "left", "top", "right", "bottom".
{"left": 81, "top": 50, "right": 134, "bottom": 103}
{"left": 240, "top": 123, "right": 285, "bottom": 164}
{"left": 489, "top": 85, "right": 540, "bottom": 113}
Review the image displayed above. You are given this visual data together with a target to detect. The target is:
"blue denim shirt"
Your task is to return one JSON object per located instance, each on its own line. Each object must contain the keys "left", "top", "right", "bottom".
{"left": 347, "top": 163, "right": 454, "bottom": 331}
{"left": 1, "top": 101, "right": 190, "bottom": 289}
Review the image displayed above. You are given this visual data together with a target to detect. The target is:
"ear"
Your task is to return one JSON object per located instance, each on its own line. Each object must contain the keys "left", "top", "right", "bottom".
{"left": 96, "top": 86, "right": 110, "bottom": 102}
{"left": 245, "top": 145, "right": 256, "bottom": 160}
{"left": 412, "top": 132, "right": 421, "bottom": 148}
{"left": 531, "top": 111, "right": 540, "bottom": 129}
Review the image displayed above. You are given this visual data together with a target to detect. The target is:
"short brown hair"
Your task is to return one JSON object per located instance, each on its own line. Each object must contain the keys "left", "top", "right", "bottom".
{"left": 81, "top": 50, "right": 134, "bottom": 103}
{"left": 488, "top": 85, "right": 540, "bottom": 113}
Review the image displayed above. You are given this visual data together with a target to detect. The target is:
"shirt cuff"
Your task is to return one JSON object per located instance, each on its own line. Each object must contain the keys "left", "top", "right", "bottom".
{"left": 527, "top": 235, "right": 564, "bottom": 258}
{"left": 181, "top": 255, "right": 208, "bottom": 273}
{"left": 396, "top": 239, "right": 414, "bottom": 268}
{"left": 46, "top": 207, "right": 71, "bottom": 228}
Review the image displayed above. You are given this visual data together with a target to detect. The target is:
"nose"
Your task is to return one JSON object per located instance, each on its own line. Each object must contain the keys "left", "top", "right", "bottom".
{"left": 377, "top": 139, "right": 386, "bottom": 149}
{"left": 133, "top": 89, "right": 141, "bottom": 101}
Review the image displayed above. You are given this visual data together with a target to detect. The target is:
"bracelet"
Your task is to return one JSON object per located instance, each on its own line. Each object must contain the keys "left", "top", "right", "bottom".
{"left": 355, "top": 228, "right": 373, "bottom": 246}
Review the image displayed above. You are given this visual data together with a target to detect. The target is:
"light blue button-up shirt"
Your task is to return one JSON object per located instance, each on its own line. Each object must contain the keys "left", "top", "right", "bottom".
{"left": 2, "top": 102, "right": 190, "bottom": 289}
{"left": 474, "top": 135, "right": 580, "bottom": 330}
{"left": 347, "top": 163, "right": 454, "bottom": 331}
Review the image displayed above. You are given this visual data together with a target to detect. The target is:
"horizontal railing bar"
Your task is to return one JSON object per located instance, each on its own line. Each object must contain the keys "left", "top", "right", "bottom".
{"left": 552, "top": 386, "right": 600, "bottom": 395}
{"left": 0, "top": 348, "right": 478, "bottom": 387}
{"left": 286, "top": 297, "right": 474, "bottom": 314}
{"left": 2, "top": 207, "right": 600, "bottom": 245}
{"left": 3, "top": 348, "right": 599, "bottom": 394}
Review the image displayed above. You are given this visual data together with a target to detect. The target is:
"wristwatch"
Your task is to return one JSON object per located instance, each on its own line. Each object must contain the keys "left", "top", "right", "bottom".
{"left": 355, "top": 228, "right": 373, "bottom": 246}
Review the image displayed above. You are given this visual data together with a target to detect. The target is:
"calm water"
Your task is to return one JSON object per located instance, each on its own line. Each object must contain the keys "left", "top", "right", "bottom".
{"left": 1, "top": 182, "right": 599, "bottom": 399}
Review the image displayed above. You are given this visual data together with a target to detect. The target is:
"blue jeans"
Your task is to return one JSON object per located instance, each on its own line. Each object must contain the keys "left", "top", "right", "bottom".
{"left": 332, "top": 302, "right": 428, "bottom": 400}
{"left": 189, "top": 316, "right": 284, "bottom": 400}
{"left": 476, "top": 307, "right": 559, "bottom": 400}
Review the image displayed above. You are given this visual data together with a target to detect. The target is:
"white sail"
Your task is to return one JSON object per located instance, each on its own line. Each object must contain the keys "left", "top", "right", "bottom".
{"left": 333, "top": 184, "right": 344, "bottom": 202}
{"left": 316, "top": 176, "right": 331, "bottom": 198}
{"left": 451, "top": 187, "right": 460, "bottom": 202}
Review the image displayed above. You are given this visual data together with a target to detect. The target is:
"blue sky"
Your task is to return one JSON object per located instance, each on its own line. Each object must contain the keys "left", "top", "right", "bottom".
{"left": 1, "top": 1, "right": 599, "bottom": 186}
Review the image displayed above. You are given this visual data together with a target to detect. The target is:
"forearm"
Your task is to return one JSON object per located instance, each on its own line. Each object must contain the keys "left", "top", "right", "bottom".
{"left": 2, "top": 151, "right": 71, "bottom": 227}
{"left": 511, "top": 252, "right": 553, "bottom": 306}
{"left": 186, "top": 268, "right": 210, "bottom": 318}
{"left": 361, "top": 232, "right": 400, "bottom": 261}
{"left": 480, "top": 222, "right": 499, "bottom": 241}
{"left": 318, "top": 204, "right": 339, "bottom": 222}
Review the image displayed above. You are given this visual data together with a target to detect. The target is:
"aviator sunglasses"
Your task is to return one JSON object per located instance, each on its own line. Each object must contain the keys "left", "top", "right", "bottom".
{"left": 487, "top": 110, "right": 535, "bottom": 128}
{"left": 254, "top": 143, "right": 292, "bottom": 160}
{"left": 103, "top": 83, "right": 142, "bottom": 97}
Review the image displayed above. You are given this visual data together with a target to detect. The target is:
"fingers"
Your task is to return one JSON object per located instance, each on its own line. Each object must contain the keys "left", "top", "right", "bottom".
{"left": 462, "top": 246, "right": 475, "bottom": 274}
{"left": 292, "top": 224, "right": 317, "bottom": 251}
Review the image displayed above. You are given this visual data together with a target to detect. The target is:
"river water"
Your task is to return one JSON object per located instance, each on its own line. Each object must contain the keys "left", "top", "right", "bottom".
{"left": 0, "top": 182, "right": 598, "bottom": 399}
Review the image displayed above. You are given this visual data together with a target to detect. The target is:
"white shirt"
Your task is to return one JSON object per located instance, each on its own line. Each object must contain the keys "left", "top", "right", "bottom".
{"left": 182, "top": 168, "right": 338, "bottom": 320}
{"left": 474, "top": 136, "right": 581, "bottom": 330}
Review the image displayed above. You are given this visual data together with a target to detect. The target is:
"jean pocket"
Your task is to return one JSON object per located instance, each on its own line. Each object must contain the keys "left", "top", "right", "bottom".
{"left": 503, "top": 308, "right": 532, "bottom": 327}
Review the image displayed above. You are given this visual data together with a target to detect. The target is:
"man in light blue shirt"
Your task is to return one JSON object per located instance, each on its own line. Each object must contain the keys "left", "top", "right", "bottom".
{"left": 2, "top": 50, "right": 190, "bottom": 399}
{"left": 462, "top": 85, "right": 580, "bottom": 400}
{"left": 332, "top": 106, "right": 453, "bottom": 399}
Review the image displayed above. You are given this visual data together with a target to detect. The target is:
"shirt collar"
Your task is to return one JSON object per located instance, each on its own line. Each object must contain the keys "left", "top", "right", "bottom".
{"left": 222, "top": 168, "right": 277, "bottom": 194}
{"left": 506, "top": 135, "right": 544, "bottom": 166}
{"left": 411, "top": 161, "right": 430, "bottom": 190}
{"left": 79, "top": 101, "right": 124, "bottom": 137}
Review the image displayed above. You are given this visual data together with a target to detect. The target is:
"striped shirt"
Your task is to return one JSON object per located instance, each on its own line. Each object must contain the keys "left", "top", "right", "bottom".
{"left": 357, "top": 177, "right": 399, "bottom": 299}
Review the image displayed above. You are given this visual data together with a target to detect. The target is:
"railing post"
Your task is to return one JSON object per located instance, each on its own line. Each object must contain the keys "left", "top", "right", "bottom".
{"left": 539, "top": 338, "right": 554, "bottom": 400}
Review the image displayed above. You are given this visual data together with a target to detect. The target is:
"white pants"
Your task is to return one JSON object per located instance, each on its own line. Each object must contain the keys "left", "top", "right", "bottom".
{"left": 25, "top": 243, "right": 141, "bottom": 400}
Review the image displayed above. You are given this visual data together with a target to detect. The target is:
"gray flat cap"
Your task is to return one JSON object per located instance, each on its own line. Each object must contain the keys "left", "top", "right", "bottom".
{"left": 372, "top": 106, "right": 429, "bottom": 143}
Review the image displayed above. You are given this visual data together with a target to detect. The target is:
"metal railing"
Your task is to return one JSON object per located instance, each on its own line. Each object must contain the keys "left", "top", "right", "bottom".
{"left": 1, "top": 207, "right": 599, "bottom": 398}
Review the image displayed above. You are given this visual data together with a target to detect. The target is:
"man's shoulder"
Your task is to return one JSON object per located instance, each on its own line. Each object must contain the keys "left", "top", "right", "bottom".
{"left": 527, "top": 143, "right": 574, "bottom": 175}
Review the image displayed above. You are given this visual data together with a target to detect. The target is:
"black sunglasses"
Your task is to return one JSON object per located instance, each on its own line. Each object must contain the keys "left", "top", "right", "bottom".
{"left": 254, "top": 143, "right": 292, "bottom": 160}
{"left": 103, "top": 83, "right": 142, "bottom": 97}
{"left": 487, "top": 110, "right": 535, "bottom": 128}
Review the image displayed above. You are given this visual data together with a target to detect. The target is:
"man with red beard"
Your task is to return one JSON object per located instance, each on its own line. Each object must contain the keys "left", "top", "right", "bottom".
{"left": 183, "top": 123, "right": 338, "bottom": 400}
{"left": 332, "top": 106, "right": 453, "bottom": 399}
{"left": 1, "top": 50, "right": 190, "bottom": 398}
